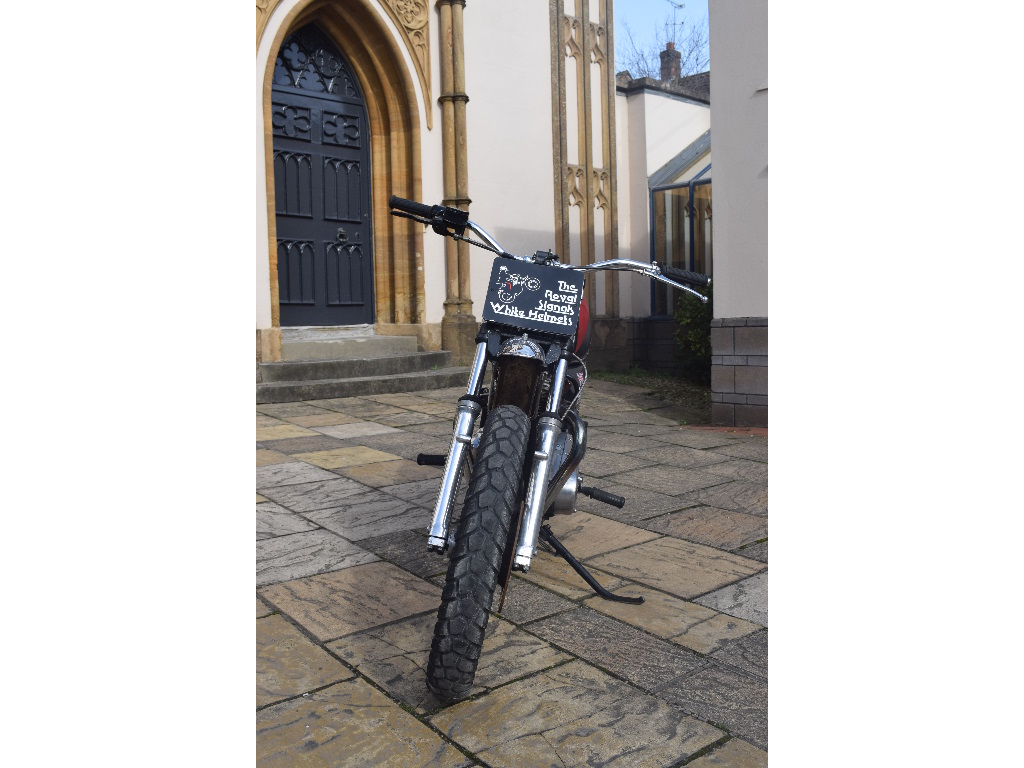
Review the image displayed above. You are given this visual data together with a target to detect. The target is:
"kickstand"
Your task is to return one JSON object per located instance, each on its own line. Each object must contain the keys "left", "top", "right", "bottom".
{"left": 538, "top": 525, "right": 644, "bottom": 604}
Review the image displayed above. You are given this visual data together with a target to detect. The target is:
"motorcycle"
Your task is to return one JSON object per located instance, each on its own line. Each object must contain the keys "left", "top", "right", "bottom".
{"left": 388, "top": 195, "right": 711, "bottom": 701}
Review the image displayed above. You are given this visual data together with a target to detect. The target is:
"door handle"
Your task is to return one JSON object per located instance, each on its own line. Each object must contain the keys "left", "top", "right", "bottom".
{"left": 336, "top": 227, "right": 349, "bottom": 244}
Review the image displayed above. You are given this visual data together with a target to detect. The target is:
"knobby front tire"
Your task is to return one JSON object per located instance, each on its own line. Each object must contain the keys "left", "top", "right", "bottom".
{"left": 425, "top": 404, "right": 531, "bottom": 701}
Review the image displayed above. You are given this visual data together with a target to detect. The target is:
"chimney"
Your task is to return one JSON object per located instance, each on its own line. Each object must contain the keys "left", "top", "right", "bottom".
{"left": 660, "top": 41, "right": 681, "bottom": 82}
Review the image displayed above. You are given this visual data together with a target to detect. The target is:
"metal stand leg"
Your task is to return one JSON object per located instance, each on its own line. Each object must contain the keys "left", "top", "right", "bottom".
{"left": 538, "top": 525, "right": 644, "bottom": 604}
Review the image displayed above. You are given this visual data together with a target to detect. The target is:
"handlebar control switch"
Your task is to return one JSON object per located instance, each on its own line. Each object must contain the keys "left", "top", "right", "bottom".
{"left": 433, "top": 205, "right": 469, "bottom": 237}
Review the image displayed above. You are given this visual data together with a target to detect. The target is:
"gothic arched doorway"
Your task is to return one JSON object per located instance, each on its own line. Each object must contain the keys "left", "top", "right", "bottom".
{"left": 271, "top": 24, "right": 374, "bottom": 326}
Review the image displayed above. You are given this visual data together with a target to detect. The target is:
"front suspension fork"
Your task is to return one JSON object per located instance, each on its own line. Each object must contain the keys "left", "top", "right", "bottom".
{"left": 426, "top": 341, "right": 488, "bottom": 552}
{"left": 513, "top": 357, "right": 569, "bottom": 571}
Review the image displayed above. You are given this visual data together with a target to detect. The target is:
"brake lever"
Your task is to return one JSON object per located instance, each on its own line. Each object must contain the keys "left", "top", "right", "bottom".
{"left": 389, "top": 209, "right": 434, "bottom": 226}
{"left": 650, "top": 264, "right": 709, "bottom": 303}
{"left": 652, "top": 274, "right": 708, "bottom": 302}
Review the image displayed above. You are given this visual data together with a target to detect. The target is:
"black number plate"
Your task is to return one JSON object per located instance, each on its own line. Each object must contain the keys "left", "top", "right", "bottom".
{"left": 481, "top": 260, "right": 584, "bottom": 337}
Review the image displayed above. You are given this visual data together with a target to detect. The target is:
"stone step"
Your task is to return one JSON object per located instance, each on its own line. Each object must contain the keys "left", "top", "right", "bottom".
{"left": 281, "top": 334, "right": 419, "bottom": 361}
{"left": 259, "top": 350, "right": 453, "bottom": 383}
{"left": 256, "top": 366, "right": 470, "bottom": 404}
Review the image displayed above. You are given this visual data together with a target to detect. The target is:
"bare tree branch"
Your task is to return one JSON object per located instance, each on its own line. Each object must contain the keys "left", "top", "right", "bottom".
{"left": 615, "top": 5, "right": 709, "bottom": 81}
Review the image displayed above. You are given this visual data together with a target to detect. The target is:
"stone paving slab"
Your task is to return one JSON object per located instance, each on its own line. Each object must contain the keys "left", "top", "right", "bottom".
{"left": 677, "top": 480, "right": 769, "bottom": 517}
{"left": 256, "top": 434, "right": 349, "bottom": 454}
{"left": 703, "top": 458, "right": 769, "bottom": 485}
{"left": 711, "top": 629, "right": 768, "bottom": 680}
{"left": 583, "top": 584, "right": 762, "bottom": 654}
{"left": 734, "top": 540, "right": 768, "bottom": 563}
{"left": 635, "top": 443, "right": 734, "bottom": 469}
{"left": 338, "top": 458, "right": 443, "bottom": 487}
{"left": 379, "top": 477, "right": 448, "bottom": 508}
{"left": 255, "top": 424, "right": 320, "bottom": 441}
{"left": 256, "top": 530, "right": 378, "bottom": 586}
{"left": 255, "top": 461, "right": 340, "bottom": 490}
{"left": 582, "top": 430, "right": 655, "bottom": 454}
{"left": 314, "top": 421, "right": 403, "bottom": 440}
{"left": 545, "top": 511, "right": 661, "bottom": 559}
{"left": 372, "top": 410, "right": 440, "bottom": 427}
{"left": 330, "top": 613, "right": 570, "bottom": 713}
{"left": 259, "top": 560, "right": 440, "bottom": 641}
{"left": 528, "top": 607, "right": 707, "bottom": 692}
{"left": 430, "top": 660, "right": 724, "bottom": 768}
{"left": 257, "top": 597, "right": 273, "bottom": 618}
{"left": 256, "top": 501, "right": 318, "bottom": 540}
{"left": 290, "top": 445, "right": 400, "bottom": 469}
{"left": 358, "top": 528, "right": 451, "bottom": 579}
{"left": 257, "top": 402, "right": 336, "bottom": 419}
{"left": 687, "top": 738, "right": 768, "bottom": 767}
{"left": 708, "top": 439, "right": 768, "bottom": 462}
{"left": 603, "top": 465, "right": 732, "bottom": 497}
{"left": 587, "top": 537, "right": 766, "bottom": 600}
{"left": 695, "top": 571, "right": 769, "bottom": 627}
{"left": 306, "top": 398, "right": 403, "bottom": 417}
{"left": 256, "top": 678, "right": 473, "bottom": 768}
{"left": 599, "top": 423, "right": 684, "bottom": 438}
{"left": 256, "top": 613, "right": 354, "bottom": 707}
{"left": 304, "top": 490, "right": 432, "bottom": 541}
{"left": 648, "top": 429, "right": 739, "bottom": 450}
{"left": 578, "top": 448, "right": 656, "bottom": 478}
{"left": 282, "top": 411, "right": 362, "bottom": 427}
{"left": 659, "top": 664, "right": 768, "bottom": 750}
{"left": 496, "top": 577, "right": 576, "bottom": 624}
{"left": 642, "top": 505, "right": 768, "bottom": 551}
{"left": 255, "top": 448, "right": 293, "bottom": 466}
{"left": 258, "top": 476, "right": 375, "bottom": 513}
{"left": 402, "top": 420, "right": 461, "bottom": 437}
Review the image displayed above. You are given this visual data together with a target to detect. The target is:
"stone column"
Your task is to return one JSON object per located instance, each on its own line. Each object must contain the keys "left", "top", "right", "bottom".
{"left": 437, "top": 0, "right": 477, "bottom": 364}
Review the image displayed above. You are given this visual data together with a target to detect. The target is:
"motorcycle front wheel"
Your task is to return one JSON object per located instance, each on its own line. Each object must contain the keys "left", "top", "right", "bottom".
{"left": 425, "top": 404, "right": 531, "bottom": 701}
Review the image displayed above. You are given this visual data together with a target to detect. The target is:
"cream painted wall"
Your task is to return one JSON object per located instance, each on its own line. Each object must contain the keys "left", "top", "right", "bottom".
{"left": 642, "top": 92, "right": 711, "bottom": 176}
{"left": 462, "top": 2, "right": 557, "bottom": 322}
{"left": 708, "top": 0, "right": 767, "bottom": 319}
{"left": 616, "top": 87, "right": 710, "bottom": 318}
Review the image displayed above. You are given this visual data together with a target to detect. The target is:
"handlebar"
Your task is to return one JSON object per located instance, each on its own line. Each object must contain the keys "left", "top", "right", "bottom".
{"left": 661, "top": 265, "right": 711, "bottom": 290}
{"left": 388, "top": 195, "right": 710, "bottom": 301}
{"left": 388, "top": 195, "right": 437, "bottom": 220}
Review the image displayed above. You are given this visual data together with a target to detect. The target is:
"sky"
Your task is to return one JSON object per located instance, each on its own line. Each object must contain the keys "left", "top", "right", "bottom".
{"left": 612, "top": 0, "right": 709, "bottom": 72}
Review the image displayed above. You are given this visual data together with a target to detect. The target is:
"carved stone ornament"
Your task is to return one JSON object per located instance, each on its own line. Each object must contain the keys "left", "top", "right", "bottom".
{"left": 257, "top": 0, "right": 432, "bottom": 129}
{"left": 256, "top": 0, "right": 283, "bottom": 46}
{"left": 381, "top": 0, "right": 432, "bottom": 129}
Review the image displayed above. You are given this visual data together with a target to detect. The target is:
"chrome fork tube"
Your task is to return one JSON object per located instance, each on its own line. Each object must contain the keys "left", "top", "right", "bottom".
{"left": 513, "top": 357, "right": 569, "bottom": 571}
{"left": 426, "top": 342, "right": 488, "bottom": 552}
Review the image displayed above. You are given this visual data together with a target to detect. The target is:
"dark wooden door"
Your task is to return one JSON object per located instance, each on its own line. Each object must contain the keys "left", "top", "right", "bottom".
{"left": 271, "top": 25, "right": 373, "bottom": 326}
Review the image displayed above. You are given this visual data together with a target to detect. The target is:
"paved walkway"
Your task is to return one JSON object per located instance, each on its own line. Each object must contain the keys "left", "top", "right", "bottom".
{"left": 256, "top": 380, "right": 768, "bottom": 767}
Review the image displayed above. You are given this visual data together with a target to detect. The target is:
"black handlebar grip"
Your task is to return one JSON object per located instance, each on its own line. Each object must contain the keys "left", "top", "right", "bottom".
{"left": 579, "top": 486, "right": 627, "bottom": 509}
{"left": 661, "top": 265, "right": 711, "bottom": 289}
{"left": 389, "top": 195, "right": 437, "bottom": 219}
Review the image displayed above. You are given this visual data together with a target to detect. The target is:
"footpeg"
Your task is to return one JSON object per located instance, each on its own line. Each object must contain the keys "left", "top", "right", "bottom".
{"left": 579, "top": 486, "right": 626, "bottom": 509}
{"left": 417, "top": 454, "right": 446, "bottom": 466}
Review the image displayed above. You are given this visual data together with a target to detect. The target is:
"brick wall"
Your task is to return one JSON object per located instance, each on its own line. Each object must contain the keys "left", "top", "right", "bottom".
{"left": 710, "top": 317, "right": 767, "bottom": 427}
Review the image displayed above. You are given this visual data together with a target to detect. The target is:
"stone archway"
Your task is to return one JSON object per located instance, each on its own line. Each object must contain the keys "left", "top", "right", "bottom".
{"left": 258, "top": 0, "right": 427, "bottom": 358}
